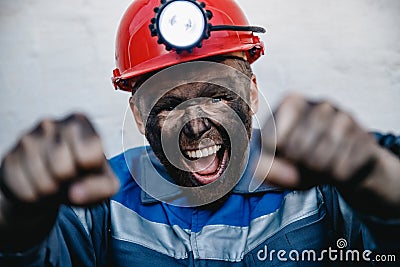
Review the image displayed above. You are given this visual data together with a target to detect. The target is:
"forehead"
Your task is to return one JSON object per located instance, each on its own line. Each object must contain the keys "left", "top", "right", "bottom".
{"left": 133, "top": 59, "right": 251, "bottom": 109}
{"left": 161, "top": 81, "right": 229, "bottom": 99}
{"left": 135, "top": 56, "right": 248, "bottom": 88}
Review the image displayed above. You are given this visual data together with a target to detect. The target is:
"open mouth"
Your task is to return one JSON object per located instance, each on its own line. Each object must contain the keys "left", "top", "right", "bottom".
{"left": 182, "top": 144, "right": 229, "bottom": 185}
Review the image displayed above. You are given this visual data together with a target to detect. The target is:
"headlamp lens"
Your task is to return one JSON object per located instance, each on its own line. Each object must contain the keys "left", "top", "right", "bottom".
{"left": 159, "top": 1, "right": 205, "bottom": 48}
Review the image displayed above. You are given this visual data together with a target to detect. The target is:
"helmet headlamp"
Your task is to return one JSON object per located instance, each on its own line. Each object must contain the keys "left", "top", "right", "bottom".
{"left": 149, "top": 0, "right": 266, "bottom": 53}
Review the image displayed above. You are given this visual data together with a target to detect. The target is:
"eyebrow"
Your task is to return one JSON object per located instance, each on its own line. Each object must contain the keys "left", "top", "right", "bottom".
{"left": 155, "top": 95, "right": 184, "bottom": 106}
{"left": 200, "top": 84, "right": 232, "bottom": 97}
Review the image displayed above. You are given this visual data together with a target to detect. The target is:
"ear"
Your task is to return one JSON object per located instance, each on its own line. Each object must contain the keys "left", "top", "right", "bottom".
{"left": 129, "top": 97, "right": 146, "bottom": 135}
{"left": 249, "top": 74, "right": 259, "bottom": 114}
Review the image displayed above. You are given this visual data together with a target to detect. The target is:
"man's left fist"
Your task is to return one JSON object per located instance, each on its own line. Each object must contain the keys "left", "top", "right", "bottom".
{"left": 256, "top": 93, "right": 400, "bottom": 218}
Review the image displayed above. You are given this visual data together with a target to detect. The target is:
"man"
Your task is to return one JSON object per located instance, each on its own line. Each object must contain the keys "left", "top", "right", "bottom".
{"left": 0, "top": 0, "right": 399, "bottom": 266}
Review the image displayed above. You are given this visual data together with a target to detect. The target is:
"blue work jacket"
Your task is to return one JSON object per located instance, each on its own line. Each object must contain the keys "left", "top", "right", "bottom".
{"left": 1, "top": 131, "right": 399, "bottom": 266}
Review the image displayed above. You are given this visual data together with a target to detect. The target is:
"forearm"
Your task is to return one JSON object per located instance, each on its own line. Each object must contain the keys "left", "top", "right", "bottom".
{"left": 337, "top": 144, "right": 400, "bottom": 220}
{"left": 0, "top": 198, "right": 60, "bottom": 267}
{"left": 0, "top": 190, "right": 58, "bottom": 253}
{"left": 0, "top": 164, "right": 58, "bottom": 253}
{"left": 334, "top": 145, "right": 400, "bottom": 257}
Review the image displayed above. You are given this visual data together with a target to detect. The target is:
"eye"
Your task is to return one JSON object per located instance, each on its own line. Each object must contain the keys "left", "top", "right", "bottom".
{"left": 161, "top": 100, "right": 181, "bottom": 111}
{"left": 211, "top": 97, "right": 222, "bottom": 103}
{"left": 165, "top": 105, "right": 176, "bottom": 111}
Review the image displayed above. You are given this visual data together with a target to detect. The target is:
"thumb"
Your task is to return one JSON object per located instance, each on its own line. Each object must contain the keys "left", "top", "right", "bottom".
{"left": 253, "top": 152, "right": 300, "bottom": 190}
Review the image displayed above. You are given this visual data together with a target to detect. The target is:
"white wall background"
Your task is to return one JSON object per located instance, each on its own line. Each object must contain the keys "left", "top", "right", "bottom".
{"left": 1, "top": 0, "right": 399, "bottom": 159}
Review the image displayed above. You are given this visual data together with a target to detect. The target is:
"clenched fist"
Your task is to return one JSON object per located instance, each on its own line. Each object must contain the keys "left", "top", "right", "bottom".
{"left": 0, "top": 113, "right": 119, "bottom": 251}
{"left": 256, "top": 93, "right": 400, "bottom": 218}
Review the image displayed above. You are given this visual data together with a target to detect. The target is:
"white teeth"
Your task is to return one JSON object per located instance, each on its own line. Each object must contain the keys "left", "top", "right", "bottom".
{"left": 186, "top": 145, "right": 222, "bottom": 159}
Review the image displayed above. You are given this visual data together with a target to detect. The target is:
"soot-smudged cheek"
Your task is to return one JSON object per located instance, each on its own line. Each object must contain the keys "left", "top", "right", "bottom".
{"left": 156, "top": 113, "right": 168, "bottom": 129}
{"left": 156, "top": 113, "right": 194, "bottom": 151}
{"left": 202, "top": 105, "right": 238, "bottom": 128}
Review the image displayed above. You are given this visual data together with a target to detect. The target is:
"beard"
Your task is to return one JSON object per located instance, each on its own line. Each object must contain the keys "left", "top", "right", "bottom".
{"left": 144, "top": 95, "right": 253, "bottom": 205}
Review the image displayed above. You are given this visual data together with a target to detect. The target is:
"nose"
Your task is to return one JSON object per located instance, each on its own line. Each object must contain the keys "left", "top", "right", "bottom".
{"left": 182, "top": 117, "right": 211, "bottom": 139}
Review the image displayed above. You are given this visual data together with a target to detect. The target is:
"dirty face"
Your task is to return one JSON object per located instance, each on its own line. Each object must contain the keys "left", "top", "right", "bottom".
{"left": 132, "top": 57, "right": 257, "bottom": 190}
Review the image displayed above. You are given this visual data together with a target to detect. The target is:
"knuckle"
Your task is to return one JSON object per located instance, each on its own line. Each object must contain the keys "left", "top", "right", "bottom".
{"left": 63, "top": 113, "right": 98, "bottom": 141}
{"left": 63, "top": 112, "right": 89, "bottom": 123}
{"left": 75, "top": 137, "right": 104, "bottom": 169}
{"left": 314, "top": 102, "right": 336, "bottom": 115}
{"left": 19, "top": 135, "right": 35, "bottom": 151}
{"left": 332, "top": 113, "right": 355, "bottom": 137}
{"left": 355, "top": 133, "right": 376, "bottom": 156}
{"left": 275, "top": 94, "right": 308, "bottom": 149}
{"left": 336, "top": 112, "right": 355, "bottom": 129}
{"left": 31, "top": 119, "right": 55, "bottom": 136}
{"left": 63, "top": 113, "right": 92, "bottom": 130}
{"left": 360, "top": 131, "right": 375, "bottom": 144}
{"left": 46, "top": 143, "right": 77, "bottom": 180}
{"left": 281, "top": 93, "right": 306, "bottom": 107}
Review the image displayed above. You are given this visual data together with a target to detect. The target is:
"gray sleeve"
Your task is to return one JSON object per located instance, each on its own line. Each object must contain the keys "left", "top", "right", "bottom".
{"left": 321, "top": 185, "right": 400, "bottom": 259}
{"left": 0, "top": 202, "right": 110, "bottom": 267}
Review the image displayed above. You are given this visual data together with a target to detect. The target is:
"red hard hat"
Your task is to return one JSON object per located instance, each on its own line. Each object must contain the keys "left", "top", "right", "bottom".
{"left": 112, "top": 0, "right": 265, "bottom": 92}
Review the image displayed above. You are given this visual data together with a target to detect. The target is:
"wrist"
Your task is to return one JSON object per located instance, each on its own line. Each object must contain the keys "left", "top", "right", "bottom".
{"left": 348, "top": 147, "right": 400, "bottom": 219}
{"left": 361, "top": 147, "right": 400, "bottom": 205}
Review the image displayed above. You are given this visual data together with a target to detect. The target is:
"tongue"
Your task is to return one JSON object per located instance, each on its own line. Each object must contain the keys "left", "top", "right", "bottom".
{"left": 192, "top": 154, "right": 220, "bottom": 175}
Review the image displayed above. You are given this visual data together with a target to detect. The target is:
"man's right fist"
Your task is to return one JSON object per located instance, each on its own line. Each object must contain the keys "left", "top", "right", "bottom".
{"left": 0, "top": 113, "right": 119, "bottom": 206}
